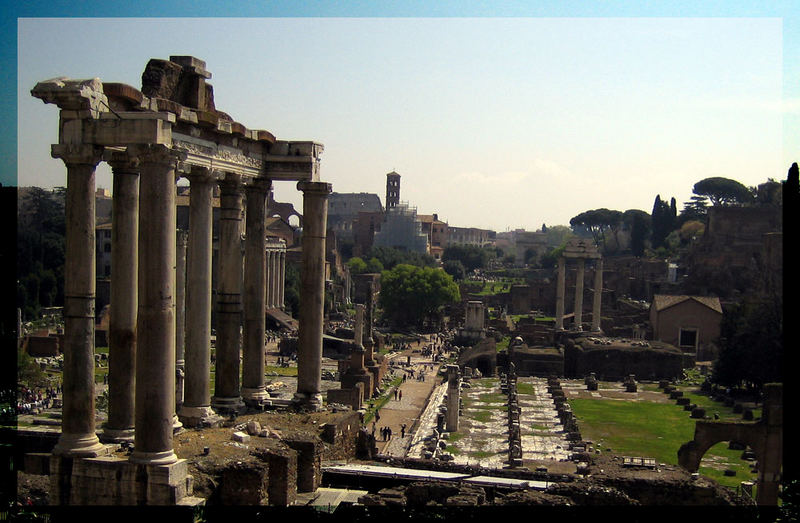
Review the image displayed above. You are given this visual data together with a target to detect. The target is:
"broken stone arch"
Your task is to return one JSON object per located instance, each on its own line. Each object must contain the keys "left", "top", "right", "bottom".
{"left": 677, "top": 383, "right": 782, "bottom": 506}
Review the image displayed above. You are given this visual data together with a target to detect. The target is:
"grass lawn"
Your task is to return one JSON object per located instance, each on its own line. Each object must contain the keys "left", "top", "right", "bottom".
{"left": 570, "top": 397, "right": 758, "bottom": 490}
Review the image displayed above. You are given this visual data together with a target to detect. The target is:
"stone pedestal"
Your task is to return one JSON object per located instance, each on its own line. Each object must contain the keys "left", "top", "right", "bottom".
{"left": 50, "top": 454, "right": 203, "bottom": 506}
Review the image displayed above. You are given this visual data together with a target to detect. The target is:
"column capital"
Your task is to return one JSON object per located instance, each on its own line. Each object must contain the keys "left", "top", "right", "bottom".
{"left": 51, "top": 144, "right": 104, "bottom": 167}
{"left": 104, "top": 148, "right": 140, "bottom": 172}
{"left": 218, "top": 171, "right": 244, "bottom": 190}
{"left": 185, "top": 165, "right": 217, "bottom": 184}
{"left": 130, "top": 143, "right": 186, "bottom": 167}
{"left": 297, "top": 180, "right": 332, "bottom": 196}
{"left": 246, "top": 176, "right": 273, "bottom": 194}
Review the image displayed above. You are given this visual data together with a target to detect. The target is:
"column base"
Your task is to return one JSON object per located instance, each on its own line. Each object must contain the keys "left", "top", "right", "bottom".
{"left": 100, "top": 427, "right": 135, "bottom": 444}
{"left": 242, "top": 387, "right": 270, "bottom": 407}
{"left": 211, "top": 395, "right": 246, "bottom": 415}
{"left": 292, "top": 392, "right": 323, "bottom": 412}
{"left": 128, "top": 449, "right": 179, "bottom": 466}
{"left": 52, "top": 433, "right": 111, "bottom": 458}
{"left": 178, "top": 405, "right": 224, "bottom": 428}
{"left": 172, "top": 415, "right": 184, "bottom": 435}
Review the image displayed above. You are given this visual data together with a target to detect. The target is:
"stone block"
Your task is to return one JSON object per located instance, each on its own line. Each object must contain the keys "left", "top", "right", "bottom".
{"left": 232, "top": 431, "right": 251, "bottom": 443}
{"left": 23, "top": 453, "right": 51, "bottom": 475}
{"left": 148, "top": 458, "right": 190, "bottom": 486}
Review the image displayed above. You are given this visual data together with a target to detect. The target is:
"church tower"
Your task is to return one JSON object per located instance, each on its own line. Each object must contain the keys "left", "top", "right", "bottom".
{"left": 385, "top": 171, "right": 401, "bottom": 210}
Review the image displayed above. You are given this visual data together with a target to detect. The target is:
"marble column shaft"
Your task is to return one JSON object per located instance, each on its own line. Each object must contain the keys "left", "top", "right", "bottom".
{"left": 555, "top": 257, "right": 565, "bottom": 331}
{"left": 175, "top": 229, "right": 188, "bottom": 411}
{"left": 179, "top": 169, "right": 218, "bottom": 423}
{"left": 51, "top": 144, "right": 107, "bottom": 457}
{"left": 242, "top": 178, "right": 271, "bottom": 404}
{"left": 129, "top": 144, "right": 179, "bottom": 465}
{"left": 213, "top": 174, "right": 245, "bottom": 411}
{"left": 573, "top": 258, "right": 585, "bottom": 330}
{"left": 591, "top": 258, "right": 603, "bottom": 332}
{"left": 294, "top": 181, "right": 331, "bottom": 410}
{"left": 103, "top": 151, "right": 140, "bottom": 443}
{"left": 278, "top": 251, "right": 285, "bottom": 309}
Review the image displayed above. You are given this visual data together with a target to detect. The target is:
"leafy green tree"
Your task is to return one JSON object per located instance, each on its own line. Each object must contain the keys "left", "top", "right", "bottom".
{"left": 543, "top": 225, "right": 575, "bottom": 248}
{"left": 366, "top": 246, "right": 436, "bottom": 270}
{"left": 623, "top": 209, "right": 650, "bottom": 256}
{"left": 441, "top": 244, "right": 494, "bottom": 273}
{"left": 347, "top": 257, "right": 368, "bottom": 275}
{"left": 713, "top": 298, "right": 782, "bottom": 391}
{"left": 442, "top": 259, "right": 466, "bottom": 281}
{"left": 651, "top": 195, "right": 677, "bottom": 250}
{"left": 693, "top": 177, "right": 754, "bottom": 206}
{"left": 366, "top": 257, "right": 384, "bottom": 274}
{"left": 379, "top": 264, "right": 460, "bottom": 328}
{"left": 680, "top": 195, "right": 709, "bottom": 224}
{"left": 569, "top": 208, "right": 623, "bottom": 251}
{"left": 540, "top": 243, "right": 567, "bottom": 270}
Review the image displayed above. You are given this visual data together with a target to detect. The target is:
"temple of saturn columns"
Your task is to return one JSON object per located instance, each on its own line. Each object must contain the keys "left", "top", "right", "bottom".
{"left": 31, "top": 56, "right": 331, "bottom": 505}
{"left": 554, "top": 238, "right": 603, "bottom": 333}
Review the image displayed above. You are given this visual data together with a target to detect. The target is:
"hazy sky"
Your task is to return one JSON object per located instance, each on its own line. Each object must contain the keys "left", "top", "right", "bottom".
{"left": 9, "top": 2, "right": 800, "bottom": 231}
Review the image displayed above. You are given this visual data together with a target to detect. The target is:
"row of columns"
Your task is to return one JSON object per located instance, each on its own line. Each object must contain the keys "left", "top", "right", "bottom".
{"left": 51, "top": 142, "right": 331, "bottom": 466}
{"left": 554, "top": 257, "right": 603, "bottom": 332}
{"left": 265, "top": 242, "right": 286, "bottom": 310}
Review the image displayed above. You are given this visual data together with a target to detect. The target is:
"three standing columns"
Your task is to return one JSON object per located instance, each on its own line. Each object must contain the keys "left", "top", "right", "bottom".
{"left": 102, "top": 150, "right": 140, "bottom": 443}
{"left": 242, "top": 178, "right": 272, "bottom": 406}
{"left": 294, "top": 181, "right": 332, "bottom": 411}
{"left": 51, "top": 144, "right": 108, "bottom": 458}
{"left": 179, "top": 168, "right": 220, "bottom": 426}
{"left": 554, "top": 256, "right": 603, "bottom": 333}
{"left": 129, "top": 144, "right": 181, "bottom": 465}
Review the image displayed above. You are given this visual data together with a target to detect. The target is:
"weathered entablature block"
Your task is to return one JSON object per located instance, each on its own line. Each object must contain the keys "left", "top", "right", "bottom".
{"left": 32, "top": 56, "right": 323, "bottom": 184}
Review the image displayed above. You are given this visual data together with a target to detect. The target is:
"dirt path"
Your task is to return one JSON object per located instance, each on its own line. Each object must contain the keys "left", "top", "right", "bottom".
{"left": 370, "top": 337, "right": 445, "bottom": 456}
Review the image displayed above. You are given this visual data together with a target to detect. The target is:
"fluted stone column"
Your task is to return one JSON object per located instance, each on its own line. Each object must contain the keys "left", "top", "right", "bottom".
{"left": 179, "top": 168, "right": 220, "bottom": 426}
{"left": 573, "top": 258, "right": 585, "bottom": 331}
{"left": 555, "top": 257, "right": 565, "bottom": 331}
{"left": 51, "top": 144, "right": 108, "bottom": 458}
{"left": 242, "top": 178, "right": 271, "bottom": 406}
{"left": 294, "top": 181, "right": 331, "bottom": 411}
{"left": 212, "top": 173, "right": 246, "bottom": 413}
{"left": 102, "top": 149, "right": 139, "bottom": 444}
{"left": 591, "top": 258, "right": 603, "bottom": 333}
{"left": 129, "top": 144, "right": 181, "bottom": 466}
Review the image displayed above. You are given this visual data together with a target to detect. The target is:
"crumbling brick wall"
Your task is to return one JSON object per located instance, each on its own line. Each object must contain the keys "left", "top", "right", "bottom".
{"left": 282, "top": 433, "right": 322, "bottom": 493}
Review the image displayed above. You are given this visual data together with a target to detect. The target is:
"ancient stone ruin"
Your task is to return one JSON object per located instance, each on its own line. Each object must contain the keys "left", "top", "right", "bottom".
{"left": 31, "top": 56, "right": 331, "bottom": 505}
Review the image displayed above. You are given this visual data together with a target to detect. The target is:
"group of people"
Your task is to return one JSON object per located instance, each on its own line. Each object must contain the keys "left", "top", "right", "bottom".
{"left": 376, "top": 423, "right": 407, "bottom": 441}
{"left": 16, "top": 385, "right": 60, "bottom": 414}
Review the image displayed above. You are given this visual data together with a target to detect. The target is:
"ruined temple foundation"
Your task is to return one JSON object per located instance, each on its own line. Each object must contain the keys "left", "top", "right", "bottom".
{"left": 32, "top": 55, "right": 328, "bottom": 505}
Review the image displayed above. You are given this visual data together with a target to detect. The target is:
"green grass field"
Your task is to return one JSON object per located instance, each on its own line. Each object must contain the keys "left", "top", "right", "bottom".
{"left": 569, "top": 397, "right": 759, "bottom": 490}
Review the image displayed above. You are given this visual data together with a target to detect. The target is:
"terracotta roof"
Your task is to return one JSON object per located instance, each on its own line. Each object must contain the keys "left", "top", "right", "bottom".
{"left": 652, "top": 295, "right": 722, "bottom": 314}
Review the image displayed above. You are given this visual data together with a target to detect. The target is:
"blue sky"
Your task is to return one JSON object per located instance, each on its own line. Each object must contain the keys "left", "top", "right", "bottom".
{"left": 6, "top": 2, "right": 799, "bottom": 231}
